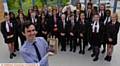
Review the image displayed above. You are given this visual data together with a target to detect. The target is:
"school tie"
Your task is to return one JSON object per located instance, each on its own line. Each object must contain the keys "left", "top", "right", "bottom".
{"left": 8, "top": 22, "right": 12, "bottom": 32}
{"left": 101, "top": 12, "right": 104, "bottom": 17}
{"left": 33, "top": 42, "right": 41, "bottom": 61}
{"left": 105, "top": 17, "right": 109, "bottom": 25}
{"left": 94, "top": 22, "right": 97, "bottom": 33}
{"left": 63, "top": 20, "right": 65, "bottom": 29}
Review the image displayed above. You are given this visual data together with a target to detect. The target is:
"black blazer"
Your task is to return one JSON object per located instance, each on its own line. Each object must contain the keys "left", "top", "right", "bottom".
{"left": 49, "top": 15, "right": 59, "bottom": 33}
{"left": 28, "top": 16, "right": 40, "bottom": 31}
{"left": 106, "top": 21, "right": 120, "bottom": 45}
{"left": 99, "top": 11, "right": 106, "bottom": 22}
{"left": 66, "top": 19, "right": 76, "bottom": 38}
{"left": 58, "top": 19, "right": 67, "bottom": 36}
{"left": 75, "top": 20, "right": 90, "bottom": 38}
{"left": 89, "top": 21, "right": 104, "bottom": 45}
{"left": 1, "top": 21, "right": 16, "bottom": 43}
{"left": 85, "top": 11, "right": 93, "bottom": 23}
{"left": 39, "top": 20, "right": 48, "bottom": 36}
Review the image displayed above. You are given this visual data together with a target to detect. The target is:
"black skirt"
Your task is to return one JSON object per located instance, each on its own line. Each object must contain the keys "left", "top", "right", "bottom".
{"left": 107, "top": 40, "right": 117, "bottom": 45}
{"left": 5, "top": 36, "right": 14, "bottom": 44}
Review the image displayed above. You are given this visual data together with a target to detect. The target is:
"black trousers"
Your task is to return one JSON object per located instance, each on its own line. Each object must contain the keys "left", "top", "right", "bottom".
{"left": 69, "top": 36, "right": 76, "bottom": 51}
{"left": 79, "top": 36, "right": 88, "bottom": 52}
{"left": 60, "top": 36, "right": 66, "bottom": 50}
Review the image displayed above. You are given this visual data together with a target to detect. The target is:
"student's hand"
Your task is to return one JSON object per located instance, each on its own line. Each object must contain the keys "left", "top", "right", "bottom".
{"left": 42, "top": 31, "right": 45, "bottom": 34}
{"left": 48, "top": 52, "right": 55, "bottom": 56}
{"left": 53, "top": 28, "right": 58, "bottom": 31}
{"left": 44, "top": 31, "right": 47, "bottom": 35}
{"left": 80, "top": 33, "right": 83, "bottom": 37}
{"left": 61, "top": 33, "right": 65, "bottom": 36}
{"left": 108, "top": 38, "right": 112, "bottom": 42}
{"left": 70, "top": 32, "right": 74, "bottom": 36}
{"left": 7, "top": 34, "right": 14, "bottom": 39}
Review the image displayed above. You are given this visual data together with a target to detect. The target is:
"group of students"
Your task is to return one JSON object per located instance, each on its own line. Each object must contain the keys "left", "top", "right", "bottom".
{"left": 0, "top": 2, "right": 120, "bottom": 63}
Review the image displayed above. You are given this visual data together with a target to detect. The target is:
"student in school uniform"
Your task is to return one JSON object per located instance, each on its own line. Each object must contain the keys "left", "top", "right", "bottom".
{"left": 75, "top": 13, "right": 90, "bottom": 54}
{"left": 9, "top": 12, "right": 19, "bottom": 51}
{"left": 67, "top": 13, "right": 76, "bottom": 52}
{"left": 101, "top": 9, "right": 111, "bottom": 54}
{"left": 64, "top": 7, "right": 72, "bottom": 45}
{"left": 99, "top": 4, "right": 106, "bottom": 23}
{"left": 89, "top": 14, "right": 104, "bottom": 61}
{"left": 38, "top": 12, "right": 48, "bottom": 40}
{"left": 1, "top": 12, "right": 16, "bottom": 59}
{"left": 16, "top": 12, "right": 27, "bottom": 45}
{"left": 104, "top": 13, "right": 120, "bottom": 62}
{"left": 58, "top": 14, "right": 67, "bottom": 51}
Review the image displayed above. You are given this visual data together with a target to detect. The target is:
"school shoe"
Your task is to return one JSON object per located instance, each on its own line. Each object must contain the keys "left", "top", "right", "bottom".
{"left": 12, "top": 53, "right": 16, "bottom": 57}
{"left": 101, "top": 49, "right": 106, "bottom": 54}
{"left": 93, "top": 57, "right": 99, "bottom": 61}
{"left": 107, "top": 56, "right": 112, "bottom": 62}
{"left": 61, "top": 49, "right": 64, "bottom": 51}
{"left": 88, "top": 47, "right": 92, "bottom": 51}
{"left": 63, "top": 49, "right": 66, "bottom": 51}
{"left": 82, "top": 51, "right": 85, "bottom": 55}
{"left": 73, "top": 49, "right": 76, "bottom": 53}
{"left": 106, "top": 56, "right": 112, "bottom": 62}
{"left": 79, "top": 50, "right": 82, "bottom": 54}
{"left": 10, "top": 54, "right": 13, "bottom": 59}
{"left": 69, "top": 49, "right": 72, "bottom": 52}
{"left": 104, "top": 55, "right": 109, "bottom": 60}
{"left": 91, "top": 54, "right": 95, "bottom": 57}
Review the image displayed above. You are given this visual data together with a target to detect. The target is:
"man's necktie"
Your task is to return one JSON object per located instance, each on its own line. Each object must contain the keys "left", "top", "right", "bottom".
{"left": 33, "top": 42, "right": 41, "bottom": 61}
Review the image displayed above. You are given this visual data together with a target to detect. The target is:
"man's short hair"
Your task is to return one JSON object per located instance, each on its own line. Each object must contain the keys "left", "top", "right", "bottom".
{"left": 22, "top": 21, "right": 35, "bottom": 33}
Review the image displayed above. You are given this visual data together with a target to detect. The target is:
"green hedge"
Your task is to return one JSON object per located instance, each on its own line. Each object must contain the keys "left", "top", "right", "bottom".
{"left": 8, "top": 0, "right": 69, "bottom": 15}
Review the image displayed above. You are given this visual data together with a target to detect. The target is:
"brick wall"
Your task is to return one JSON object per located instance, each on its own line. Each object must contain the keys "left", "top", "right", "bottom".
{"left": 0, "top": 0, "right": 4, "bottom": 23}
